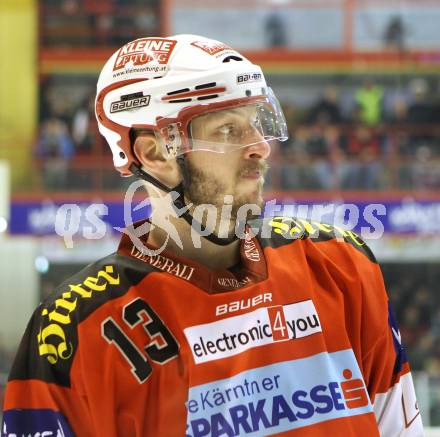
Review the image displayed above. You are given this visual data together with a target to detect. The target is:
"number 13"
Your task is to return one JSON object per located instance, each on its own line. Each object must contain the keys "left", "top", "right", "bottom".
{"left": 101, "top": 298, "right": 179, "bottom": 383}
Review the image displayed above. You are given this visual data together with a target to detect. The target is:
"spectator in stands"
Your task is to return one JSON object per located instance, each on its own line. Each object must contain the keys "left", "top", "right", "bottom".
{"left": 278, "top": 102, "right": 297, "bottom": 154}
{"left": 280, "top": 126, "right": 314, "bottom": 189}
{"left": 343, "top": 126, "right": 383, "bottom": 189}
{"left": 83, "top": 0, "right": 114, "bottom": 45}
{"left": 410, "top": 332, "right": 435, "bottom": 372}
{"left": 280, "top": 125, "right": 342, "bottom": 190}
{"left": 429, "top": 307, "right": 440, "bottom": 339}
{"left": 39, "top": 79, "right": 54, "bottom": 122}
{"left": 387, "top": 95, "right": 408, "bottom": 124}
{"left": 355, "top": 79, "right": 384, "bottom": 126}
{"left": 304, "top": 124, "right": 330, "bottom": 189}
{"left": 383, "top": 15, "right": 406, "bottom": 52}
{"left": 46, "top": 86, "right": 75, "bottom": 126}
{"left": 413, "top": 286, "right": 433, "bottom": 320}
{"left": 36, "top": 117, "right": 75, "bottom": 189}
{"left": 72, "top": 96, "right": 99, "bottom": 154}
{"left": 407, "top": 78, "right": 435, "bottom": 124}
{"left": 404, "top": 78, "right": 438, "bottom": 162}
{"left": 265, "top": 12, "right": 287, "bottom": 47}
{"left": 303, "top": 123, "right": 345, "bottom": 189}
{"left": 412, "top": 145, "right": 440, "bottom": 189}
{"left": 400, "top": 306, "right": 430, "bottom": 350}
{"left": 307, "top": 86, "right": 342, "bottom": 125}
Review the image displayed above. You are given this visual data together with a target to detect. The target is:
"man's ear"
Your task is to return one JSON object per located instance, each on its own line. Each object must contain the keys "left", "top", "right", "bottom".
{"left": 133, "top": 133, "right": 181, "bottom": 188}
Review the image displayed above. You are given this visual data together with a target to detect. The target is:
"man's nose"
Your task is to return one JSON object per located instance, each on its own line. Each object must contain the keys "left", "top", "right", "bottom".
{"left": 242, "top": 138, "right": 271, "bottom": 160}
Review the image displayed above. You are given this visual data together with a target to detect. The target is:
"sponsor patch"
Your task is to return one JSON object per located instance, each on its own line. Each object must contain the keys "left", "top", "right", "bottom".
{"left": 237, "top": 72, "right": 263, "bottom": 84}
{"left": 130, "top": 245, "right": 195, "bottom": 281}
{"left": 215, "top": 292, "right": 272, "bottom": 316}
{"left": 191, "top": 40, "right": 232, "bottom": 56}
{"left": 184, "top": 299, "right": 321, "bottom": 364}
{"left": 37, "top": 265, "right": 120, "bottom": 365}
{"left": 110, "top": 94, "right": 151, "bottom": 113}
{"left": 2, "top": 409, "right": 74, "bottom": 437}
{"left": 185, "top": 349, "right": 372, "bottom": 436}
{"left": 113, "top": 38, "right": 177, "bottom": 71}
{"left": 217, "top": 276, "right": 251, "bottom": 289}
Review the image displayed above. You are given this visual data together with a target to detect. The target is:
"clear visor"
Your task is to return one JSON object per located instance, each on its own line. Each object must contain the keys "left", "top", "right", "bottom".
{"left": 188, "top": 89, "right": 288, "bottom": 154}
{"left": 159, "top": 88, "right": 289, "bottom": 158}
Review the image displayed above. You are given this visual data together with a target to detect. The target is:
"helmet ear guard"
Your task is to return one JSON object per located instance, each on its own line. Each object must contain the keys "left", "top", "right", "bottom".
{"left": 95, "top": 78, "right": 146, "bottom": 175}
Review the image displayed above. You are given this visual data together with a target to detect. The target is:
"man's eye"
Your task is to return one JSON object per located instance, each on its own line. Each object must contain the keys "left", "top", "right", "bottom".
{"left": 217, "top": 124, "right": 235, "bottom": 136}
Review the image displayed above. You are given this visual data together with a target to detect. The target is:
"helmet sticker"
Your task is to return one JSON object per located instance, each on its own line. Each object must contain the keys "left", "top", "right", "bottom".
{"left": 237, "top": 72, "right": 263, "bottom": 84}
{"left": 110, "top": 94, "right": 151, "bottom": 113}
{"left": 191, "top": 40, "right": 232, "bottom": 56}
{"left": 113, "top": 38, "right": 177, "bottom": 73}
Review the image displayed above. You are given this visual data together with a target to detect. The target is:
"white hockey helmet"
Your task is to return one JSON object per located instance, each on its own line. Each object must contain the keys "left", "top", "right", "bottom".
{"left": 95, "top": 34, "right": 288, "bottom": 177}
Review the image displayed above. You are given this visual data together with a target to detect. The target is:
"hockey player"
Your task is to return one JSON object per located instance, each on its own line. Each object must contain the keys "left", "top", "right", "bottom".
{"left": 2, "top": 35, "right": 423, "bottom": 436}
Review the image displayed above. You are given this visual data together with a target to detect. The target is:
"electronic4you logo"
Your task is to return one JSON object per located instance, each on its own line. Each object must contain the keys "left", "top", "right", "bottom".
{"left": 184, "top": 300, "right": 321, "bottom": 364}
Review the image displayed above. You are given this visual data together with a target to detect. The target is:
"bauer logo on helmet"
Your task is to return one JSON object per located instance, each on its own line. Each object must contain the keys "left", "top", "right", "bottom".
{"left": 237, "top": 72, "right": 263, "bottom": 84}
{"left": 110, "top": 94, "right": 151, "bottom": 113}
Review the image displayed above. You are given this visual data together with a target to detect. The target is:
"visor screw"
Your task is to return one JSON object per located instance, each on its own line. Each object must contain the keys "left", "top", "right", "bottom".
{"left": 246, "top": 90, "right": 252, "bottom": 97}
{"left": 119, "top": 152, "right": 126, "bottom": 159}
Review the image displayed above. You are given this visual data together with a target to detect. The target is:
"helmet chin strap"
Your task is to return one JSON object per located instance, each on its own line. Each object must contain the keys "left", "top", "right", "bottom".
{"left": 129, "top": 163, "right": 239, "bottom": 246}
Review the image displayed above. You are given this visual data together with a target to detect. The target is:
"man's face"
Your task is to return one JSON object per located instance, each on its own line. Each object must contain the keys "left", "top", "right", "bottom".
{"left": 183, "top": 105, "right": 271, "bottom": 218}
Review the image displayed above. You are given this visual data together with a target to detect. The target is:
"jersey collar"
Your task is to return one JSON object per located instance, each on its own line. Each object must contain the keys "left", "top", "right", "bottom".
{"left": 117, "top": 220, "right": 267, "bottom": 294}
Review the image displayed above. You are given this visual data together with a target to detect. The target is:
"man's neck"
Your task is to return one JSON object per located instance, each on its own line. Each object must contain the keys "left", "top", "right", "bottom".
{"left": 147, "top": 214, "right": 241, "bottom": 271}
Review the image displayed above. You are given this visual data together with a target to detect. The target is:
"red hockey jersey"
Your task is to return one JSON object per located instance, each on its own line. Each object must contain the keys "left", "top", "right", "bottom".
{"left": 2, "top": 217, "right": 423, "bottom": 436}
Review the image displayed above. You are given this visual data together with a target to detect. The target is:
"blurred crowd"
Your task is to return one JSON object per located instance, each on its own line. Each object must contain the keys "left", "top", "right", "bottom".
{"left": 34, "top": 76, "right": 440, "bottom": 191}
{"left": 384, "top": 263, "right": 440, "bottom": 376}
{"left": 34, "top": 0, "right": 440, "bottom": 192}
{"left": 41, "top": 0, "right": 160, "bottom": 47}
{"left": 278, "top": 77, "right": 440, "bottom": 191}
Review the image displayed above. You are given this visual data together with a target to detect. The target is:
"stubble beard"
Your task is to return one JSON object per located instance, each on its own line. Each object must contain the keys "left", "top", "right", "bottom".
{"left": 184, "top": 160, "right": 268, "bottom": 223}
